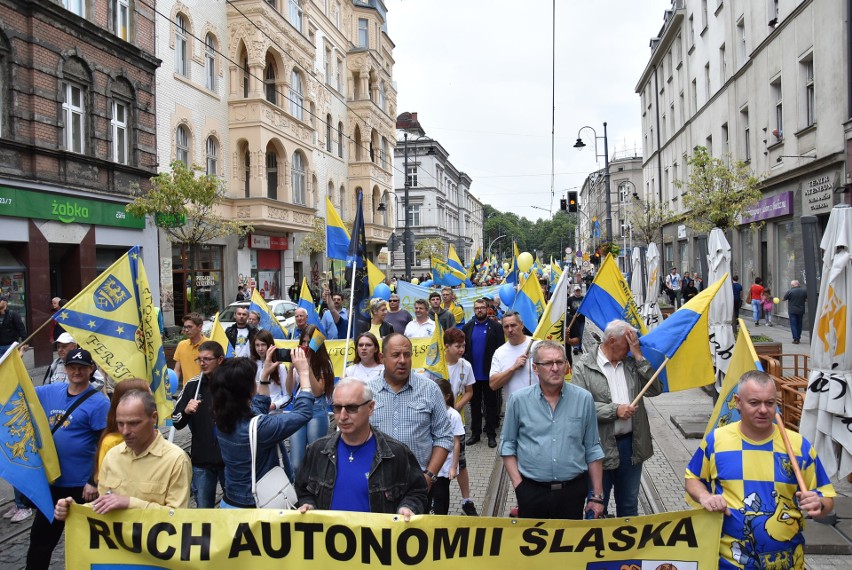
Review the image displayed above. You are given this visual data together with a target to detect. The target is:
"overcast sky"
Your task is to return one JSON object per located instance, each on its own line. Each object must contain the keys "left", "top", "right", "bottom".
{"left": 385, "top": 0, "right": 673, "bottom": 220}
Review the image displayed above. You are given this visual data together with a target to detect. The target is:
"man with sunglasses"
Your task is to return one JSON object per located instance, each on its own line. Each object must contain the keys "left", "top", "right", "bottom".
{"left": 383, "top": 294, "right": 412, "bottom": 334}
{"left": 295, "top": 379, "right": 427, "bottom": 518}
{"left": 171, "top": 340, "right": 226, "bottom": 508}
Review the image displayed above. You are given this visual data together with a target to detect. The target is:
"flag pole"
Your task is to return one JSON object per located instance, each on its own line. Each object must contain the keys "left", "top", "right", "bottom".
{"left": 775, "top": 413, "right": 808, "bottom": 493}
{"left": 343, "top": 260, "right": 357, "bottom": 369}
{"left": 630, "top": 356, "right": 670, "bottom": 406}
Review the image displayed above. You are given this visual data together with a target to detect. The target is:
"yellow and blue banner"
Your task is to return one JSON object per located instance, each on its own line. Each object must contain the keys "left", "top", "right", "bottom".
{"left": 431, "top": 257, "right": 468, "bottom": 287}
{"left": 249, "top": 289, "right": 287, "bottom": 340}
{"left": 298, "top": 277, "right": 324, "bottom": 334}
{"left": 704, "top": 319, "right": 762, "bottom": 436}
{"left": 512, "top": 270, "right": 546, "bottom": 333}
{"left": 326, "top": 197, "right": 350, "bottom": 261}
{"left": 533, "top": 266, "right": 569, "bottom": 343}
{"left": 308, "top": 328, "right": 326, "bottom": 353}
{"left": 505, "top": 241, "right": 520, "bottom": 284}
{"left": 549, "top": 257, "right": 563, "bottom": 293}
{"left": 366, "top": 259, "right": 386, "bottom": 296}
{"left": 0, "top": 346, "right": 60, "bottom": 521}
{"left": 422, "top": 319, "right": 448, "bottom": 380}
{"left": 66, "top": 504, "right": 724, "bottom": 569}
{"left": 638, "top": 274, "right": 727, "bottom": 392}
{"left": 578, "top": 253, "right": 647, "bottom": 335}
{"left": 447, "top": 245, "right": 472, "bottom": 287}
{"left": 53, "top": 246, "right": 170, "bottom": 419}
{"left": 467, "top": 248, "right": 482, "bottom": 280}
{"left": 209, "top": 312, "right": 235, "bottom": 358}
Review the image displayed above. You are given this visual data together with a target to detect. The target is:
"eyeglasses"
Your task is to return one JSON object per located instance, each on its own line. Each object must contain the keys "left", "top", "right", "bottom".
{"left": 195, "top": 356, "right": 218, "bottom": 363}
{"left": 389, "top": 299, "right": 399, "bottom": 302}
{"left": 534, "top": 360, "right": 566, "bottom": 368}
{"left": 331, "top": 400, "right": 372, "bottom": 414}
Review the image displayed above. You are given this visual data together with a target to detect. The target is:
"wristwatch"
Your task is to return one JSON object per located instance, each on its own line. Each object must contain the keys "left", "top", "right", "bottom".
{"left": 424, "top": 470, "right": 438, "bottom": 483}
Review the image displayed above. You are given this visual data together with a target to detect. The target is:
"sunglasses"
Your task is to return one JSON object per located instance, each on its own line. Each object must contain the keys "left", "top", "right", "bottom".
{"left": 331, "top": 401, "right": 372, "bottom": 414}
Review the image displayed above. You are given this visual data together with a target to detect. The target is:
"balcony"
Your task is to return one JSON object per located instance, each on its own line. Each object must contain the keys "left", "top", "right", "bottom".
{"left": 223, "top": 197, "right": 315, "bottom": 234}
{"left": 229, "top": 100, "right": 315, "bottom": 148}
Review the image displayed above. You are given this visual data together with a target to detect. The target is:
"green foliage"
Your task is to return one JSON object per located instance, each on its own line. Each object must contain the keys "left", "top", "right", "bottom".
{"left": 298, "top": 217, "right": 326, "bottom": 256}
{"left": 675, "top": 147, "right": 762, "bottom": 233}
{"left": 627, "top": 197, "right": 674, "bottom": 247}
{"left": 415, "top": 237, "right": 446, "bottom": 261}
{"left": 126, "top": 161, "right": 251, "bottom": 245}
{"left": 482, "top": 205, "right": 576, "bottom": 261}
{"left": 597, "top": 241, "right": 621, "bottom": 258}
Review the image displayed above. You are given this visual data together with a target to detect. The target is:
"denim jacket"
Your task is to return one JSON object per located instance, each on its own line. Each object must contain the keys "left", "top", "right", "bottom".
{"left": 217, "top": 393, "right": 313, "bottom": 507}
{"left": 294, "top": 428, "right": 428, "bottom": 514}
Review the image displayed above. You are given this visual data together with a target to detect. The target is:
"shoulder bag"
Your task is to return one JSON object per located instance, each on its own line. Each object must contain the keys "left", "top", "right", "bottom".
{"left": 248, "top": 415, "right": 297, "bottom": 509}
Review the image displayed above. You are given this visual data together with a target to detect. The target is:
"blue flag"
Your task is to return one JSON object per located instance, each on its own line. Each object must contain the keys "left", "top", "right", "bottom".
{"left": 347, "top": 191, "right": 370, "bottom": 325}
{"left": 297, "top": 278, "right": 324, "bottom": 334}
{"left": 249, "top": 289, "right": 287, "bottom": 340}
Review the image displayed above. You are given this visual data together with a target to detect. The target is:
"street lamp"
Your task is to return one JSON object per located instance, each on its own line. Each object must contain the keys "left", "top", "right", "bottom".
{"left": 574, "top": 122, "right": 612, "bottom": 243}
{"left": 487, "top": 234, "right": 506, "bottom": 259}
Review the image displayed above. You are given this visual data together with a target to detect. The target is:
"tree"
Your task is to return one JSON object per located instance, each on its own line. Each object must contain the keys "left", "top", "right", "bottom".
{"left": 675, "top": 146, "right": 762, "bottom": 233}
{"left": 627, "top": 197, "right": 674, "bottom": 247}
{"left": 298, "top": 217, "right": 326, "bottom": 256}
{"left": 415, "top": 237, "right": 446, "bottom": 262}
{"left": 126, "top": 161, "right": 251, "bottom": 313}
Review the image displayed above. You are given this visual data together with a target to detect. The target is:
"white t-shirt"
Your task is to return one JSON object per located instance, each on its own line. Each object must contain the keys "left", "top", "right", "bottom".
{"left": 343, "top": 362, "right": 385, "bottom": 383}
{"left": 595, "top": 349, "right": 633, "bottom": 435}
{"left": 490, "top": 338, "right": 538, "bottom": 401}
{"left": 447, "top": 359, "right": 475, "bottom": 404}
{"left": 438, "top": 407, "right": 465, "bottom": 478}
{"left": 255, "top": 361, "right": 290, "bottom": 413}
{"left": 233, "top": 328, "right": 251, "bottom": 357}
{"left": 404, "top": 319, "right": 435, "bottom": 339}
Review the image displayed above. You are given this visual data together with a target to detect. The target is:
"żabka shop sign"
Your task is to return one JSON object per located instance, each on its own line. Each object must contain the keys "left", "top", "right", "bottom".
{"left": 0, "top": 186, "right": 145, "bottom": 229}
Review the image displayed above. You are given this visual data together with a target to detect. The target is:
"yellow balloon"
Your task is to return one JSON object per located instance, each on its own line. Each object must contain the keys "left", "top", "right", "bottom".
{"left": 773, "top": 297, "right": 780, "bottom": 304}
{"left": 517, "top": 252, "right": 534, "bottom": 272}
{"left": 503, "top": 262, "right": 510, "bottom": 271}
{"left": 411, "top": 278, "right": 420, "bottom": 285}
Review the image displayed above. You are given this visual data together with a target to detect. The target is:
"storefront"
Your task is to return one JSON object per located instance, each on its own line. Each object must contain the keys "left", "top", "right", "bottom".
{"left": 0, "top": 182, "right": 158, "bottom": 366}
{"left": 249, "top": 234, "right": 287, "bottom": 300}
{"left": 171, "top": 244, "right": 224, "bottom": 318}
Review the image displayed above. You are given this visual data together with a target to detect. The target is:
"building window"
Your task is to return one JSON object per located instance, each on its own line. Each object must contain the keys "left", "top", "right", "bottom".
{"left": 289, "top": 0, "right": 303, "bottom": 32}
{"left": 741, "top": 107, "right": 751, "bottom": 161}
{"left": 408, "top": 204, "right": 421, "bottom": 227}
{"left": 242, "top": 57, "right": 250, "bottom": 98}
{"left": 380, "top": 137, "right": 388, "bottom": 169}
{"left": 111, "top": 101, "right": 128, "bottom": 165}
{"left": 290, "top": 70, "right": 304, "bottom": 120}
{"left": 378, "top": 81, "right": 386, "bottom": 111}
{"left": 736, "top": 18, "right": 746, "bottom": 65}
{"left": 721, "top": 123, "right": 729, "bottom": 156}
{"left": 701, "top": 0, "right": 708, "bottom": 29}
{"left": 326, "top": 114, "right": 332, "bottom": 152}
{"left": 688, "top": 15, "right": 695, "bottom": 46}
{"left": 324, "top": 45, "right": 332, "bottom": 84}
{"left": 704, "top": 62, "right": 711, "bottom": 100}
{"left": 292, "top": 152, "right": 306, "bottom": 204}
{"left": 175, "top": 14, "right": 188, "bottom": 76}
{"left": 175, "top": 125, "right": 189, "bottom": 166}
{"left": 719, "top": 44, "right": 726, "bottom": 83}
{"left": 802, "top": 58, "right": 815, "bottom": 127}
{"left": 265, "top": 59, "right": 277, "bottom": 104}
{"left": 244, "top": 151, "right": 251, "bottom": 197}
{"left": 338, "top": 184, "right": 346, "bottom": 219}
{"left": 62, "top": 82, "right": 85, "bottom": 153}
{"left": 266, "top": 152, "right": 278, "bottom": 200}
{"left": 771, "top": 77, "right": 783, "bottom": 138}
{"left": 64, "top": 0, "right": 84, "bottom": 16}
{"left": 113, "top": 0, "right": 129, "bottom": 40}
{"left": 337, "top": 122, "right": 343, "bottom": 158}
{"left": 205, "top": 34, "right": 216, "bottom": 91}
{"left": 206, "top": 136, "right": 218, "bottom": 176}
{"left": 336, "top": 58, "right": 343, "bottom": 92}
{"left": 357, "top": 18, "right": 369, "bottom": 48}
{"left": 691, "top": 78, "right": 697, "bottom": 113}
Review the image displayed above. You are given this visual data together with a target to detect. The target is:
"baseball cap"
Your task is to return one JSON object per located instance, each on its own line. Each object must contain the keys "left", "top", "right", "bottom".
{"left": 65, "top": 348, "right": 95, "bottom": 367}
{"left": 55, "top": 332, "right": 76, "bottom": 345}
{"left": 573, "top": 285, "right": 582, "bottom": 291}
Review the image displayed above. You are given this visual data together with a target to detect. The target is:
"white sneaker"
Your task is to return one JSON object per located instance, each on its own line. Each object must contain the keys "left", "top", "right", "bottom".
{"left": 10, "top": 507, "right": 32, "bottom": 523}
{"left": 3, "top": 505, "right": 18, "bottom": 519}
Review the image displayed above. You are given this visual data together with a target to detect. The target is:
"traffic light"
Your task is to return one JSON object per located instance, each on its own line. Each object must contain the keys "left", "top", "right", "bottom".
{"left": 560, "top": 198, "right": 567, "bottom": 211}
{"left": 567, "top": 191, "right": 578, "bottom": 213}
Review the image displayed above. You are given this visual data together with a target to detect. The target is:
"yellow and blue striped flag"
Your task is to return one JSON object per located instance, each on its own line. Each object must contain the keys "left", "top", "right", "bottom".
{"left": 249, "top": 289, "right": 287, "bottom": 340}
{"left": 298, "top": 278, "right": 324, "bottom": 334}
{"left": 53, "top": 246, "right": 170, "bottom": 419}
{"left": 638, "top": 274, "right": 727, "bottom": 392}
{"left": 431, "top": 257, "right": 468, "bottom": 287}
{"left": 209, "top": 312, "right": 235, "bottom": 358}
{"left": 366, "top": 259, "right": 386, "bottom": 296}
{"left": 704, "top": 319, "right": 762, "bottom": 436}
{"left": 578, "top": 253, "right": 647, "bottom": 335}
{"left": 0, "top": 346, "right": 60, "bottom": 521}
{"left": 422, "top": 318, "right": 448, "bottom": 380}
{"left": 326, "top": 197, "right": 350, "bottom": 261}
{"left": 512, "top": 270, "right": 546, "bottom": 333}
{"left": 505, "top": 242, "right": 520, "bottom": 284}
{"left": 308, "top": 328, "right": 326, "bottom": 353}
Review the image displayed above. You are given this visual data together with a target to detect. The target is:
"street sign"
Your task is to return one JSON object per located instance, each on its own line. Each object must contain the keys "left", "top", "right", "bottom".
{"left": 583, "top": 261, "right": 590, "bottom": 268}
{"left": 583, "top": 252, "right": 590, "bottom": 261}
{"left": 565, "top": 247, "right": 572, "bottom": 255}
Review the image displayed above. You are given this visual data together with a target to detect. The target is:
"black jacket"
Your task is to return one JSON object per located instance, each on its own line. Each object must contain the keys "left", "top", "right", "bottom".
{"left": 0, "top": 308, "right": 26, "bottom": 346}
{"left": 295, "top": 428, "right": 428, "bottom": 514}
{"left": 171, "top": 374, "right": 224, "bottom": 469}
{"left": 225, "top": 324, "right": 258, "bottom": 351}
{"left": 462, "top": 317, "right": 505, "bottom": 381}
{"left": 354, "top": 318, "right": 394, "bottom": 340}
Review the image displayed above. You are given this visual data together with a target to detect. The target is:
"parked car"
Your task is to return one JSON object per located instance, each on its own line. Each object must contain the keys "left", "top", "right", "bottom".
{"left": 202, "top": 300, "right": 297, "bottom": 337}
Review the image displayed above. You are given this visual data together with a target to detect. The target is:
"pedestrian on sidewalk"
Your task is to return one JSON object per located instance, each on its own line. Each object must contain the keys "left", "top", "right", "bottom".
{"left": 783, "top": 280, "right": 807, "bottom": 344}
{"left": 685, "top": 370, "right": 835, "bottom": 570}
{"left": 761, "top": 290, "right": 774, "bottom": 326}
{"left": 750, "top": 277, "right": 764, "bottom": 326}
{"left": 571, "top": 320, "right": 660, "bottom": 518}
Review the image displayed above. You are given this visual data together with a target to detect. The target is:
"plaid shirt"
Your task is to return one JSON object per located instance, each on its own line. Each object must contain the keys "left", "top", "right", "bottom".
{"left": 368, "top": 372, "right": 453, "bottom": 470}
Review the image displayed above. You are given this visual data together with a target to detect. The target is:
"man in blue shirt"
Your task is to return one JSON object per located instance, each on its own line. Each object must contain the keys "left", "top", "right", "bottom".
{"left": 500, "top": 340, "right": 605, "bottom": 520}
{"left": 462, "top": 298, "right": 504, "bottom": 446}
{"left": 320, "top": 289, "right": 348, "bottom": 340}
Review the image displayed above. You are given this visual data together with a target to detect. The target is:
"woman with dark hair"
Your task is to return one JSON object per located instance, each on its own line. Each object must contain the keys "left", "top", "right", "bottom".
{"left": 250, "top": 329, "right": 289, "bottom": 412}
{"left": 285, "top": 324, "right": 335, "bottom": 472}
{"left": 343, "top": 332, "right": 384, "bottom": 382}
{"left": 210, "top": 353, "right": 314, "bottom": 508}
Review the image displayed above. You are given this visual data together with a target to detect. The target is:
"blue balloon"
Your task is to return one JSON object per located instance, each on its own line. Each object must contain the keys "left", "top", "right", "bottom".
{"left": 166, "top": 368, "right": 179, "bottom": 397}
{"left": 498, "top": 268, "right": 505, "bottom": 276}
{"left": 499, "top": 283, "right": 516, "bottom": 306}
{"left": 421, "top": 280, "right": 433, "bottom": 287}
{"left": 373, "top": 283, "right": 391, "bottom": 301}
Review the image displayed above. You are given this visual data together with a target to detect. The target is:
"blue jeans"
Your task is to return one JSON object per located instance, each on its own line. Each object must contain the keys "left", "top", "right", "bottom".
{"left": 602, "top": 434, "right": 643, "bottom": 517}
{"left": 191, "top": 465, "right": 225, "bottom": 508}
{"left": 751, "top": 299, "right": 762, "bottom": 324}
{"left": 789, "top": 312, "right": 803, "bottom": 341}
{"left": 13, "top": 488, "right": 30, "bottom": 509}
{"left": 288, "top": 407, "right": 330, "bottom": 473}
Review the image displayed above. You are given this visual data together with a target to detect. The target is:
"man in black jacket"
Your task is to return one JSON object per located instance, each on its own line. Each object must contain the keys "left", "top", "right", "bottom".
{"left": 295, "top": 379, "right": 427, "bottom": 518}
{"left": 171, "top": 340, "right": 226, "bottom": 508}
{"left": 224, "top": 306, "right": 257, "bottom": 357}
{"left": 462, "top": 298, "right": 505, "bottom": 447}
{"left": 0, "top": 294, "right": 26, "bottom": 355}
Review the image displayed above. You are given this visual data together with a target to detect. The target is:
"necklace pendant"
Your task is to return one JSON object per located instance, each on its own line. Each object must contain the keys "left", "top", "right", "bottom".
{"left": 348, "top": 452, "right": 354, "bottom": 462}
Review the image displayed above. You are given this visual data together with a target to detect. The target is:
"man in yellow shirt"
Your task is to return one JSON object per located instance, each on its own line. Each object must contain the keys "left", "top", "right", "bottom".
{"left": 173, "top": 313, "right": 207, "bottom": 385}
{"left": 54, "top": 390, "right": 191, "bottom": 517}
{"left": 441, "top": 287, "right": 465, "bottom": 326}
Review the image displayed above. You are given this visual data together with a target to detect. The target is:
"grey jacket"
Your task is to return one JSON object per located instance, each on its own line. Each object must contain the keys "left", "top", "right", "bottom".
{"left": 571, "top": 350, "right": 659, "bottom": 470}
